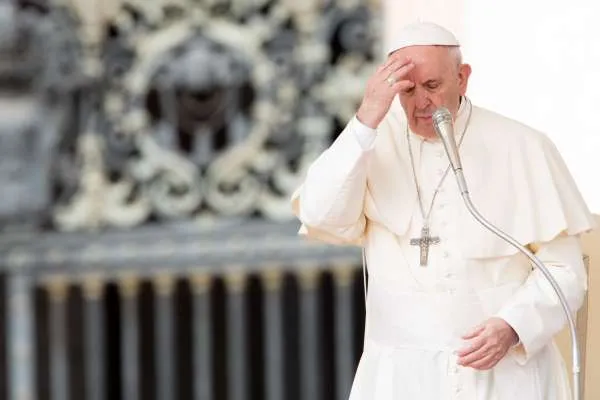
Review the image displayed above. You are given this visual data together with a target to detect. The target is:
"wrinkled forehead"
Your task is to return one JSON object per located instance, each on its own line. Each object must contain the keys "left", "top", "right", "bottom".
{"left": 390, "top": 45, "right": 455, "bottom": 78}
{"left": 390, "top": 45, "right": 453, "bottom": 64}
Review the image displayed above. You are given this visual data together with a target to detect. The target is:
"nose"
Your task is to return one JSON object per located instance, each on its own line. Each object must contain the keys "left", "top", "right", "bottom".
{"left": 415, "top": 88, "right": 432, "bottom": 110}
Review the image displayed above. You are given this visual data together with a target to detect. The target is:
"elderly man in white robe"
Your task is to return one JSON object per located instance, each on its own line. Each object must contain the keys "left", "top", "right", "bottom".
{"left": 291, "top": 22, "right": 596, "bottom": 400}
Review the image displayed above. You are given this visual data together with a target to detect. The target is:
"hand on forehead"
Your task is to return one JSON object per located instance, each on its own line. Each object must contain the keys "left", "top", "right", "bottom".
{"left": 388, "top": 46, "right": 456, "bottom": 79}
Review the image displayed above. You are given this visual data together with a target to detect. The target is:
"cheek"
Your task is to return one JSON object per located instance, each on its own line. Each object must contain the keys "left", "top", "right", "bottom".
{"left": 436, "top": 88, "right": 460, "bottom": 106}
{"left": 399, "top": 96, "right": 415, "bottom": 113}
{"left": 426, "top": 92, "right": 447, "bottom": 108}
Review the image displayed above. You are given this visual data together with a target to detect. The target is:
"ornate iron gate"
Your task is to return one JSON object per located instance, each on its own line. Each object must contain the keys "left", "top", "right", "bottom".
{"left": 0, "top": 0, "right": 381, "bottom": 399}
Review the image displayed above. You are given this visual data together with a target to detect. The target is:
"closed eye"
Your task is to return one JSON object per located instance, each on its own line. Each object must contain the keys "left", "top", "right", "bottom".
{"left": 424, "top": 80, "right": 440, "bottom": 90}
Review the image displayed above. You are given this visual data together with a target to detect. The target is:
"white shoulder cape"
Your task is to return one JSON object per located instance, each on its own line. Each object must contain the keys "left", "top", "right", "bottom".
{"left": 292, "top": 99, "right": 597, "bottom": 258}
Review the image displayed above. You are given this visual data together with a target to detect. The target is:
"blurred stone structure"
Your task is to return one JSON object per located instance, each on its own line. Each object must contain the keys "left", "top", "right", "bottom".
{"left": 0, "top": 1, "right": 381, "bottom": 399}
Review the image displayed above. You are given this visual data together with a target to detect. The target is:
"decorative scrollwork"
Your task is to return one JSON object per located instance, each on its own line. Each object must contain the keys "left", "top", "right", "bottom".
{"left": 0, "top": 0, "right": 381, "bottom": 231}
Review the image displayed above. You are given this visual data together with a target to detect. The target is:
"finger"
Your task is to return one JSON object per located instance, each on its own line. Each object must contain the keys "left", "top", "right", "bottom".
{"left": 456, "top": 335, "right": 486, "bottom": 358}
{"left": 378, "top": 56, "right": 401, "bottom": 72}
{"left": 457, "top": 345, "right": 491, "bottom": 366}
{"left": 464, "top": 353, "right": 502, "bottom": 370}
{"left": 392, "top": 79, "right": 414, "bottom": 93}
{"left": 381, "top": 58, "right": 413, "bottom": 76}
{"left": 462, "top": 324, "right": 485, "bottom": 340}
{"left": 382, "top": 66, "right": 415, "bottom": 89}
{"left": 389, "top": 60, "right": 415, "bottom": 74}
{"left": 383, "top": 62, "right": 415, "bottom": 82}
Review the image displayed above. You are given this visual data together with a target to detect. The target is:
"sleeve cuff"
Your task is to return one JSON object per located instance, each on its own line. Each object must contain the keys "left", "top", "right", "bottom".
{"left": 494, "top": 310, "right": 531, "bottom": 365}
{"left": 351, "top": 116, "right": 377, "bottom": 150}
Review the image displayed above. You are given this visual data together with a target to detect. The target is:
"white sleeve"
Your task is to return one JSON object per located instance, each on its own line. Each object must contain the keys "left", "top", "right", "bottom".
{"left": 352, "top": 116, "right": 377, "bottom": 150}
{"left": 291, "top": 116, "right": 376, "bottom": 243}
{"left": 495, "top": 234, "right": 587, "bottom": 365}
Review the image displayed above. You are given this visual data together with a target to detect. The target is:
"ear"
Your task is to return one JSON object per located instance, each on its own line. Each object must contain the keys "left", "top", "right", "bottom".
{"left": 458, "top": 64, "right": 472, "bottom": 95}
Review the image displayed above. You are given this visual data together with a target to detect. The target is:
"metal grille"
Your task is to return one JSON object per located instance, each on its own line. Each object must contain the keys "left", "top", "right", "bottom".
{"left": 0, "top": 266, "right": 366, "bottom": 400}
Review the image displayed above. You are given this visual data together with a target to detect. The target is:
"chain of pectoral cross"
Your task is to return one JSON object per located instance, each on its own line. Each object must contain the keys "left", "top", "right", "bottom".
{"left": 406, "top": 101, "right": 472, "bottom": 266}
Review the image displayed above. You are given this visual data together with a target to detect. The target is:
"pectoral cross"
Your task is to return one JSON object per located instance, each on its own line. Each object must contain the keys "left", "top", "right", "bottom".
{"left": 410, "top": 225, "right": 440, "bottom": 266}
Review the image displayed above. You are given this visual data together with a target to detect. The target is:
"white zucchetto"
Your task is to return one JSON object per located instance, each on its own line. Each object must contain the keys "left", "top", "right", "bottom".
{"left": 388, "top": 21, "right": 460, "bottom": 54}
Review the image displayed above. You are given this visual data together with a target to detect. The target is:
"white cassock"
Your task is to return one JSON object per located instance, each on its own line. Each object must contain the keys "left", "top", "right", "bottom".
{"left": 290, "top": 92, "right": 596, "bottom": 399}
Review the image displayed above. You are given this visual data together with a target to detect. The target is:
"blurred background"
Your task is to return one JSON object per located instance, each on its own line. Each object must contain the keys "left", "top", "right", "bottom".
{"left": 0, "top": 1, "right": 598, "bottom": 400}
{"left": 0, "top": 1, "right": 378, "bottom": 400}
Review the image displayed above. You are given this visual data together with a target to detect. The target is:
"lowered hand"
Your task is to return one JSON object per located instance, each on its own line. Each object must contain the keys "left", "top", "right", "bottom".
{"left": 456, "top": 317, "right": 519, "bottom": 370}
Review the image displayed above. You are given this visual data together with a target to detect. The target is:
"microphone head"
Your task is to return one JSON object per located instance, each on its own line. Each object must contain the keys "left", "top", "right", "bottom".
{"left": 432, "top": 107, "right": 453, "bottom": 132}
{"left": 432, "top": 107, "right": 454, "bottom": 144}
{"left": 431, "top": 106, "right": 462, "bottom": 169}
{"left": 431, "top": 106, "right": 468, "bottom": 193}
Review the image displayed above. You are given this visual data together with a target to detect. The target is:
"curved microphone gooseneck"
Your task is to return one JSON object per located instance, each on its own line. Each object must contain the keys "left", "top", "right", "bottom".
{"left": 432, "top": 107, "right": 582, "bottom": 400}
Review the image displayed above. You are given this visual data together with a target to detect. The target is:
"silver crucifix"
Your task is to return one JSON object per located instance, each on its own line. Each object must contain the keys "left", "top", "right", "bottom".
{"left": 410, "top": 225, "right": 440, "bottom": 266}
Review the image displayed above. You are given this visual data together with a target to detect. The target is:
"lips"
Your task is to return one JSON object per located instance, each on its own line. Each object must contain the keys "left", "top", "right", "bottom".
{"left": 414, "top": 116, "right": 433, "bottom": 124}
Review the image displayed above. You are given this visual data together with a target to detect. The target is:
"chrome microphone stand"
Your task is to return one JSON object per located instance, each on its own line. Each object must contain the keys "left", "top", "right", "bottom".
{"left": 433, "top": 108, "right": 582, "bottom": 400}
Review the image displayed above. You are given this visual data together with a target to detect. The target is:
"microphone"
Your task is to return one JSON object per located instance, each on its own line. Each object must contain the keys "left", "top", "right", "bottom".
{"left": 432, "top": 108, "right": 468, "bottom": 195}
{"left": 432, "top": 107, "right": 583, "bottom": 400}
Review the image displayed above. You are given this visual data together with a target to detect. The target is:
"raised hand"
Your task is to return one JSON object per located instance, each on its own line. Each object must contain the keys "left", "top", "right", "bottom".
{"left": 356, "top": 56, "right": 415, "bottom": 129}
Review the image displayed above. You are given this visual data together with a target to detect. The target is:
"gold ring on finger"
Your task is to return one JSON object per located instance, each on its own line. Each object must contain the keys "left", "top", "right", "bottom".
{"left": 386, "top": 75, "right": 396, "bottom": 86}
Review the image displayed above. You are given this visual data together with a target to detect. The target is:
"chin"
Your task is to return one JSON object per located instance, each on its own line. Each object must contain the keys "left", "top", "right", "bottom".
{"left": 409, "top": 123, "right": 434, "bottom": 137}
{"left": 411, "top": 119, "right": 432, "bottom": 131}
